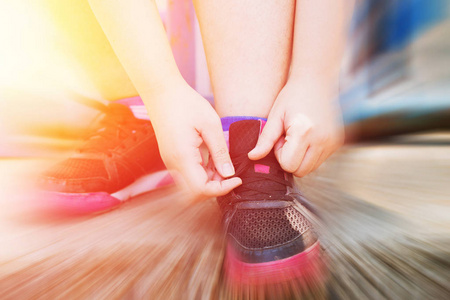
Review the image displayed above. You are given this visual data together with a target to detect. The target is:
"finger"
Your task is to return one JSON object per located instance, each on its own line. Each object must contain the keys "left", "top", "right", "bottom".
{"left": 201, "top": 119, "right": 235, "bottom": 178}
{"left": 248, "top": 115, "right": 283, "bottom": 160}
{"left": 205, "top": 158, "right": 216, "bottom": 180}
{"left": 181, "top": 158, "right": 240, "bottom": 197}
{"left": 205, "top": 157, "right": 229, "bottom": 182}
{"left": 294, "top": 147, "right": 322, "bottom": 177}
{"left": 199, "top": 142, "right": 210, "bottom": 168}
{"left": 279, "top": 140, "right": 309, "bottom": 173}
{"left": 311, "top": 151, "right": 326, "bottom": 173}
{"left": 203, "top": 177, "right": 242, "bottom": 197}
{"left": 167, "top": 169, "right": 189, "bottom": 191}
{"left": 180, "top": 147, "right": 242, "bottom": 197}
{"left": 273, "top": 135, "right": 286, "bottom": 163}
{"left": 311, "top": 136, "right": 342, "bottom": 172}
{"left": 277, "top": 124, "right": 310, "bottom": 173}
{"left": 311, "top": 144, "right": 336, "bottom": 173}
{"left": 179, "top": 151, "right": 209, "bottom": 194}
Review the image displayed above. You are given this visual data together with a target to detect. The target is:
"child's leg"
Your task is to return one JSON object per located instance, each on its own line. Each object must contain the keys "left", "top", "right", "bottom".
{"left": 194, "top": 0, "right": 326, "bottom": 288}
{"left": 193, "top": 0, "right": 295, "bottom": 118}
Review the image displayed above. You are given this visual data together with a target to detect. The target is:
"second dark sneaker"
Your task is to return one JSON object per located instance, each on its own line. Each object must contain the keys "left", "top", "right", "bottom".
{"left": 38, "top": 97, "right": 172, "bottom": 214}
{"left": 218, "top": 120, "right": 326, "bottom": 286}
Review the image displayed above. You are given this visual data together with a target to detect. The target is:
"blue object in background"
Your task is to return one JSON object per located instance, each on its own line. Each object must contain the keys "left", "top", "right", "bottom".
{"left": 340, "top": 0, "right": 450, "bottom": 136}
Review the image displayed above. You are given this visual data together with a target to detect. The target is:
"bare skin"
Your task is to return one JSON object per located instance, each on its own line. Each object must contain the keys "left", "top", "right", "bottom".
{"left": 194, "top": 0, "right": 350, "bottom": 177}
{"left": 193, "top": 0, "right": 295, "bottom": 119}
{"left": 249, "top": 0, "right": 352, "bottom": 177}
{"left": 88, "top": 0, "right": 353, "bottom": 198}
{"left": 88, "top": 0, "right": 241, "bottom": 197}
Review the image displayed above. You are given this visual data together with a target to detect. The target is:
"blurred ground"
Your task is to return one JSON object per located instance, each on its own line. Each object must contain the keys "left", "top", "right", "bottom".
{"left": 0, "top": 133, "right": 449, "bottom": 299}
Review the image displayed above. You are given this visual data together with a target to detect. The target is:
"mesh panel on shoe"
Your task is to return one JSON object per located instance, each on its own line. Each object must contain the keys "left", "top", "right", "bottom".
{"left": 45, "top": 158, "right": 108, "bottom": 179}
{"left": 115, "top": 162, "right": 137, "bottom": 187}
{"left": 125, "top": 133, "right": 164, "bottom": 173}
{"left": 228, "top": 206, "right": 312, "bottom": 249}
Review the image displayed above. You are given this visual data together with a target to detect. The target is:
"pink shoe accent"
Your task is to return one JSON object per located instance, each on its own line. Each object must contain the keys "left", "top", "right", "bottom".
{"left": 116, "top": 96, "right": 151, "bottom": 120}
{"left": 156, "top": 173, "right": 175, "bottom": 188}
{"left": 259, "top": 119, "right": 266, "bottom": 134}
{"left": 39, "top": 171, "right": 174, "bottom": 215}
{"left": 223, "top": 131, "right": 230, "bottom": 149}
{"left": 224, "top": 241, "right": 327, "bottom": 285}
{"left": 254, "top": 164, "right": 270, "bottom": 174}
{"left": 116, "top": 96, "right": 144, "bottom": 106}
{"left": 39, "top": 191, "right": 122, "bottom": 215}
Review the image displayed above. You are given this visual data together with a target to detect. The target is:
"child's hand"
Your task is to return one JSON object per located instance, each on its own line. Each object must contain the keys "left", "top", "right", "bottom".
{"left": 146, "top": 84, "right": 242, "bottom": 198}
{"left": 248, "top": 78, "right": 344, "bottom": 177}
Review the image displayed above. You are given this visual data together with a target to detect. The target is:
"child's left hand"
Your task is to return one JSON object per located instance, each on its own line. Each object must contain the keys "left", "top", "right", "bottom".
{"left": 248, "top": 78, "right": 344, "bottom": 177}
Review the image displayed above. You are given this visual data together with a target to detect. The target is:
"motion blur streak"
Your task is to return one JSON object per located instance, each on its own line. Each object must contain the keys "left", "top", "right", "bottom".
{"left": 0, "top": 0, "right": 449, "bottom": 299}
{"left": 0, "top": 134, "right": 448, "bottom": 299}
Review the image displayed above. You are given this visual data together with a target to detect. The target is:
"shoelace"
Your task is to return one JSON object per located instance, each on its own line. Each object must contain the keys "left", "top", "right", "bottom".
{"left": 78, "top": 102, "right": 149, "bottom": 157}
{"left": 231, "top": 152, "right": 292, "bottom": 200}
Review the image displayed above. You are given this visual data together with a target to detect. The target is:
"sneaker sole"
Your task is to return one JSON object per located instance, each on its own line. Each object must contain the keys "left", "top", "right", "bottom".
{"left": 224, "top": 241, "right": 327, "bottom": 286}
{"left": 39, "top": 170, "right": 173, "bottom": 214}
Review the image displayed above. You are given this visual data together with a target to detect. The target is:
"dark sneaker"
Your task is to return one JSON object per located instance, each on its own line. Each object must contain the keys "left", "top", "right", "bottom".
{"left": 218, "top": 120, "right": 326, "bottom": 285}
{"left": 38, "top": 97, "right": 172, "bottom": 214}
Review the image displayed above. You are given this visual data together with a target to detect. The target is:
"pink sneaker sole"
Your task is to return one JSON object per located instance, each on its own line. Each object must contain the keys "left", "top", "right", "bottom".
{"left": 39, "top": 170, "right": 173, "bottom": 214}
{"left": 224, "top": 241, "right": 327, "bottom": 286}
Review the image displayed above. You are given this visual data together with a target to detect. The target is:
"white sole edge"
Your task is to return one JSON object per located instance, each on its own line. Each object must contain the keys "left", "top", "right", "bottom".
{"left": 111, "top": 170, "right": 172, "bottom": 202}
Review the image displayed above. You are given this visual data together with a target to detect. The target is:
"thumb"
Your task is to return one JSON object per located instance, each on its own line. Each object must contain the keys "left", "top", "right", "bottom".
{"left": 201, "top": 119, "right": 235, "bottom": 178}
{"left": 248, "top": 114, "right": 284, "bottom": 160}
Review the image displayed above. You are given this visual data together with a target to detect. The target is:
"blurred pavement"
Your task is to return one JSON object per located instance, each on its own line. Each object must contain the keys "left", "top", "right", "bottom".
{"left": 0, "top": 133, "right": 448, "bottom": 299}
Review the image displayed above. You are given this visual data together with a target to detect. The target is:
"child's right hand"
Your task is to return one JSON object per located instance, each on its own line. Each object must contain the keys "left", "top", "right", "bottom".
{"left": 145, "top": 83, "right": 242, "bottom": 199}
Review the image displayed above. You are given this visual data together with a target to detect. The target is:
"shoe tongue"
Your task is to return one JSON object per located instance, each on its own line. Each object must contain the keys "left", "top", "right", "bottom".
{"left": 228, "top": 120, "right": 288, "bottom": 199}
{"left": 229, "top": 120, "right": 261, "bottom": 157}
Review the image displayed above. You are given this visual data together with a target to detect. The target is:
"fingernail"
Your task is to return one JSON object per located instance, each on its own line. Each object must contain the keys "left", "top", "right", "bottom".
{"left": 248, "top": 146, "right": 258, "bottom": 156}
{"left": 222, "top": 163, "right": 235, "bottom": 177}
